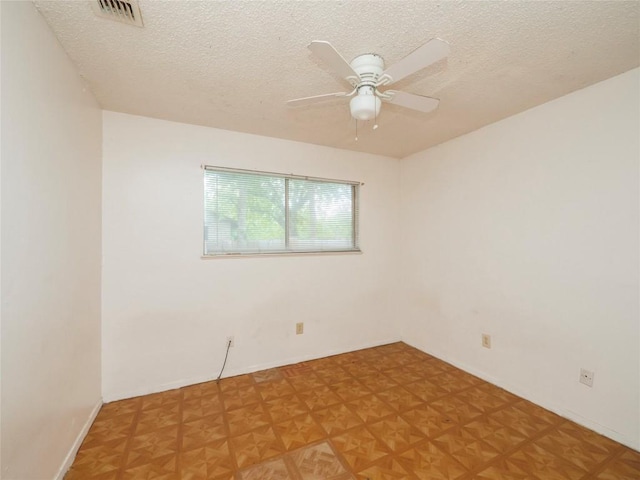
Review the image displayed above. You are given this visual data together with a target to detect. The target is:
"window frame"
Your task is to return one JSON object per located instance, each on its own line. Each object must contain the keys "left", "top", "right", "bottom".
{"left": 202, "top": 165, "right": 361, "bottom": 257}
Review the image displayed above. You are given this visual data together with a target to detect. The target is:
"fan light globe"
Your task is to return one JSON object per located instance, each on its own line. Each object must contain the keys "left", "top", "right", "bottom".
{"left": 350, "top": 93, "right": 381, "bottom": 121}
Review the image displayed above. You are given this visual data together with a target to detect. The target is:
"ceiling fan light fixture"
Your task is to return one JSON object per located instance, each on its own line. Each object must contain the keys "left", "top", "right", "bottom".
{"left": 350, "top": 88, "right": 381, "bottom": 121}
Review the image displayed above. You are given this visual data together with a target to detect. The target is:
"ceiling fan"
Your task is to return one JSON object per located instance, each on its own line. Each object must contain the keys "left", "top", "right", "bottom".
{"left": 287, "top": 39, "right": 450, "bottom": 126}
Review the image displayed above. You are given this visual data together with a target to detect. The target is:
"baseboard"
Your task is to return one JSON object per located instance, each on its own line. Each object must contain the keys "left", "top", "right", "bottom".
{"left": 103, "top": 336, "right": 401, "bottom": 403}
{"left": 54, "top": 398, "right": 103, "bottom": 480}
{"left": 403, "top": 339, "right": 639, "bottom": 452}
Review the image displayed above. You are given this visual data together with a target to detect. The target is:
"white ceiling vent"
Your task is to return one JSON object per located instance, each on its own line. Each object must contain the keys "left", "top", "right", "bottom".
{"left": 92, "top": 0, "right": 143, "bottom": 27}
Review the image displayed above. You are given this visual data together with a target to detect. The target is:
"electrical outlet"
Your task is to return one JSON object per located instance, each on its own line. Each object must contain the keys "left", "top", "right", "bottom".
{"left": 226, "top": 336, "right": 234, "bottom": 348}
{"left": 482, "top": 333, "right": 491, "bottom": 349}
{"left": 579, "top": 368, "right": 594, "bottom": 387}
{"left": 296, "top": 322, "right": 304, "bottom": 335}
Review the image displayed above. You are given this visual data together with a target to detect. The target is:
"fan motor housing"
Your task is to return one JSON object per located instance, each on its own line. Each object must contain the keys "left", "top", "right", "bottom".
{"left": 350, "top": 54, "right": 384, "bottom": 82}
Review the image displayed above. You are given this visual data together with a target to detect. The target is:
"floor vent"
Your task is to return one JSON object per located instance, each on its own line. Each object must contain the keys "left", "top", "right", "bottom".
{"left": 92, "top": 0, "right": 143, "bottom": 27}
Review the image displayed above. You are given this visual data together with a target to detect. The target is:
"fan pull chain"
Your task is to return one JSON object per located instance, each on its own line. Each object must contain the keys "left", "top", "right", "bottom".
{"left": 355, "top": 120, "right": 358, "bottom": 141}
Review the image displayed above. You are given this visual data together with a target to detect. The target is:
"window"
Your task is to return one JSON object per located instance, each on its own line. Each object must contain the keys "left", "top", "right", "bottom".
{"left": 203, "top": 166, "right": 360, "bottom": 255}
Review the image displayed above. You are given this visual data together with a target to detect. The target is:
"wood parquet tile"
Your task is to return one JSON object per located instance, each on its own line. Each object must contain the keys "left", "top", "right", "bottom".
{"left": 121, "top": 455, "right": 177, "bottom": 480}
{"left": 289, "top": 441, "right": 347, "bottom": 479}
{"left": 355, "top": 455, "right": 412, "bottom": 480}
{"left": 274, "top": 414, "right": 326, "bottom": 451}
{"left": 385, "top": 366, "right": 429, "bottom": 386}
{"left": 66, "top": 438, "right": 128, "bottom": 478}
{"left": 223, "top": 385, "right": 262, "bottom": 411}
{"left": 431, "top": 395, "right": 484, "bottom": 425}
{"left": 536, "top": 427, "right": 612, "bottom": 472}
{"left": 396, "top": 440, "right": 468, "bottom": 480}
{"left": 432, "top": 427, "right": 501, "bottom": 470}
{"left": 178, "top": 439, "right": 234, "bottom": 480}
{"left": 126, "top": 425, "right": 179, "bottom": 468}
{"left": 226, "top": 403, "right": 272, "bottom": 437}
{"left": 316, "top": 366, "right": 353, "bottom": 386}
{"left": 315, "top": 403, "right": 364, "bottom": 436}
{"left": 252, "top": 368, "right": 284, "bottom": 384}
{"left": 331, "top": 426, "right": 390, "bottom": 471}
{"left": 474, "top": 458, "right": 530, "bottom": 480}
{"left": 230, "top": 425, "right": 285, "bottom": 469}
{"left": 265, "top": 393, "right": 310, "bottom": 424}
{"left": 357, "top": 373, "right": 400, "bottom": 393}
{"left": 368, "top": 415, "right": 426, "bottom": 451}
{"left": 595, "top": 448, "right": 640, "bottom": 479}
{"left": 65, "top": 342, "right": 638, "bottom": 479}
{"left": 332, "top": 379, "right": 373, "bottom": 402}
{"left": 400, "top": 403, "right": 456, "bottom": 438}
{"left": 404, "top": 377, "right": 449, "bottom": 402}
{"left": 298, "top": 385, "right": 343, "bottom": 411}
{"left": 81, "top": 413, "right": 136, "bottom": 449}
{"left": 507, "top": 442, "right": 587, "bottom": 480}
{"left": 287, "top": 372, "right": 327, "bottom": 393}
{"left": 462, "top": 416, "right": 527, "bottom": 454}
{"left": 99, "top": 398, "right": 141, "bottom": 417}
{"left": 181, "top": 415, "right": 227, "bottom": 449}
{"left": 257, "top": 379, "right": 297, "bottom": 401}
{"left": 182, "top": 394, "right": 224, "bottom": 423}
{"left": 374, "top": 386, "right": 423, "bottom": 412}
{"left": 616, "top": 448, "right": 640, "bottom": 469}
{"left": 489, "top": 405, "right": 554, "bottom": 439}
{"left": 237, "top": 457, "right": 293, "bottom": 480}
{"left": 347, "top": 395, "right": 395, "bottom": 424}
{"left": 141, "top": 390, "right": 181, "bottom": 411}
{"left": 136, "top": 404, "right": 181, "bottom": 434}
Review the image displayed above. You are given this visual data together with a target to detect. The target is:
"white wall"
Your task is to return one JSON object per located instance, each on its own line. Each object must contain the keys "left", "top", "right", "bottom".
{"left": 1, "top": 2, "right": 103, "bottom": 479}
{"left": 0, "top": 2, "right": 4, "bottom": 475}
{"left": 102, "top": 111, "right": 401, "bottom": 401}
{"left": 400, "top": 68, "right": 639, "bottom": 449}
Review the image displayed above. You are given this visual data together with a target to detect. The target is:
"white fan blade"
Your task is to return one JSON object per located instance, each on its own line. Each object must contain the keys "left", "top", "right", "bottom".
{"left": 287, "top": 92, "right": 348, "bottom": 107}
{"left": 308, "top": 41, "right": 358, "bottom": 81}
{"left": 383, "top": 38, "right": 450, "bottom": 84}
{"left": 384, "top": 90, "right": 440, "bottom": 113}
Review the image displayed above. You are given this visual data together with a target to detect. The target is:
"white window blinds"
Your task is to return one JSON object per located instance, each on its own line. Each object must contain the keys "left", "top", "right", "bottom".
{"left": 204, "top": 166, "right": 360, "bottom": 255}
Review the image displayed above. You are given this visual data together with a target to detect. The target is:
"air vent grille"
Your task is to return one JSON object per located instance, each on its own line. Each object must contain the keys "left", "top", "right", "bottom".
{"left": 93, "top": 0, "right": 143, "bottom": 27}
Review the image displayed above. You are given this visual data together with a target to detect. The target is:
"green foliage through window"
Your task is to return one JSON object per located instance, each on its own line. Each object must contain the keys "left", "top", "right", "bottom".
{"left": 204, "top": 167, "right": 359, "bottom": 255}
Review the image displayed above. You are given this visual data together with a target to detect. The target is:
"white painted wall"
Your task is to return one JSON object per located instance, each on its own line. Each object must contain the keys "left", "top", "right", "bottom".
{"left": 102, "top": 112, "right": 401, "bottom": 401}
{"left": 400, "top": 68, "right": 640, "bottom": 449}
{"left": 0, "top": 2, "right": 3, "bottom": 475}
{"left": 1, "top": 2, "right": 103, "bottom": 479}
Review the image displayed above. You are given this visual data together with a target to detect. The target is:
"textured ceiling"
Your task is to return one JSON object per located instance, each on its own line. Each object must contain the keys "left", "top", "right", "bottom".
{"left": 35, "top": 0, "right": 639, "bottom": 158}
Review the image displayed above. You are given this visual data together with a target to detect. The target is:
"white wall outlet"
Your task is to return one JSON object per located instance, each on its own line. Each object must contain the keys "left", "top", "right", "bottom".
{"left": 226, "top": 336, "right": 234, "bottom": 348}
{"left": 296, "top": 322, "right": 304, "bottom": 335}
{"left": 579, "top": 368, "right": 594, "bottom": 387}
{"left": 482, "top": 333, "right": 491, "bottom": 349}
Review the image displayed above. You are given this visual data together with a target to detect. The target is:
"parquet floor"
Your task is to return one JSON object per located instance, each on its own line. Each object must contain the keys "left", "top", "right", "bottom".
{"left": 65, "top": 342, "right": 640, "bottom": 479}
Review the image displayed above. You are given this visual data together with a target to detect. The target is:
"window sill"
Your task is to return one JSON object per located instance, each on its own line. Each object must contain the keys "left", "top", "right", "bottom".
{"left": 201, "top": 249, "right": 362, "bottom": 259}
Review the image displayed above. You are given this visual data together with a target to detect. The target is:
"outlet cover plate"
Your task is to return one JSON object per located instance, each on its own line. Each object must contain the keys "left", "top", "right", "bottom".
{"left": 482, "top": 334, "right": 491, "bottom": 349}
{"left": 579, "top": 368, "right": 594, "bottom": 387}
{"left": 296, "top": 322, "right": 304, "bottom": 335}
